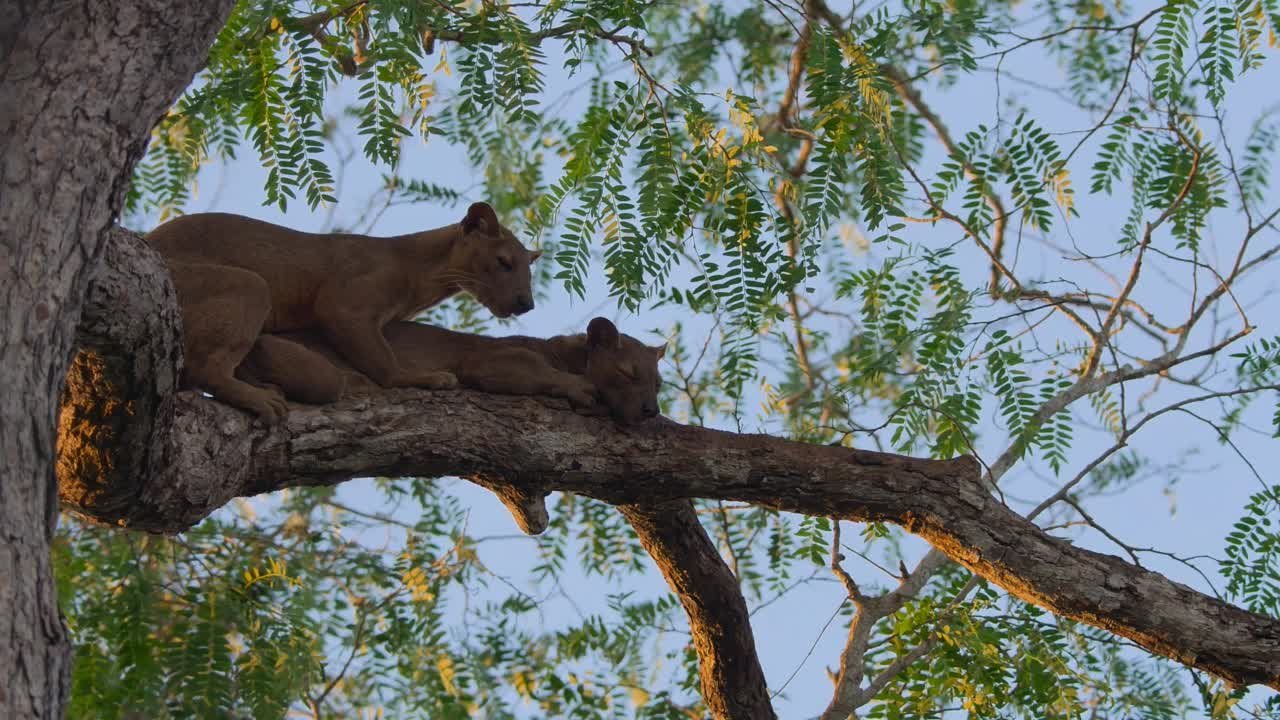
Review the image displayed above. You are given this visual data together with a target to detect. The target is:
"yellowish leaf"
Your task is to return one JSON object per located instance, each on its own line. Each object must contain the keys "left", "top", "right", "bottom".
{"left": 437, "top": 655, "right": 458, "bottom": 695}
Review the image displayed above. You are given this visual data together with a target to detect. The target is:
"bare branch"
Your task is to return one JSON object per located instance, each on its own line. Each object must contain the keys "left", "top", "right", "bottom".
{"left": 1082, "top": 121, "right": 1202, "bottom": 378}
{"left": 878, "top": 63, "right": 1011, "bottom": 298}
{"left": 821, "top": 549, "right": 951, "bottom": 719}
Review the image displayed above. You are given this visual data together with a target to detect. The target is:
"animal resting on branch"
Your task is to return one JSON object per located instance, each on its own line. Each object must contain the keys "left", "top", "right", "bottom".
{"left": 56, "top": 228, "right": 1280, "bottom": 702}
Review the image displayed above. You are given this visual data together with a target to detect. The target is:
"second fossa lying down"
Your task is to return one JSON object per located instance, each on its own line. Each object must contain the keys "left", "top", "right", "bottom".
{"left": 237, "top": 317, "right": 666, "bottom": 425}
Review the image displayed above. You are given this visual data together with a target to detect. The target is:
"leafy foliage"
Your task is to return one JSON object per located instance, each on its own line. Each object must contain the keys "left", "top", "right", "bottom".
{"left": 1223, "top": 485, "right": 1280, "bottom": 617}
{"left": 58, "top": 484, "right": 702, "bottom": 718}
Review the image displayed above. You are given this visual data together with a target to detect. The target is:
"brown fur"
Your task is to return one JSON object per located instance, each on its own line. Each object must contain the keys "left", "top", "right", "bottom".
{"left": 242, "top": 317, "right": 666, "bottom": 425}
{"left": 148, "top": 203, "right": 540, "bottom": 421}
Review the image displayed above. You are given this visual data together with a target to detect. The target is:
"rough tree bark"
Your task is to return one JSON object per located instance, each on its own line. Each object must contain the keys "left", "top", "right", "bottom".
{"left": 59, "top": 228, "right": 183, "bottom": 524}
{"left": 621, "top": 502, "right": 776, "bottom": 720}
{"left": 0, "top": 2, "right": 237, "bottom": 716}
{"left": 59, "top": 228, "right": 1280, "bottom": 695}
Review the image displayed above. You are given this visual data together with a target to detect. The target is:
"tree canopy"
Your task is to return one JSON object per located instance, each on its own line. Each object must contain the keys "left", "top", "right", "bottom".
{"left": 43, "top": 0, "right": 1280, "bottom": 717}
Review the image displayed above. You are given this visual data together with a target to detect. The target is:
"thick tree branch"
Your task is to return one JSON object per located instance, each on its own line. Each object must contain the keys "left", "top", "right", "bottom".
{"left": 621, "top": 502, "right": 775, "bottom": 719}
{"left": 59, "top": 230, "right": 1280, "bottom": 692}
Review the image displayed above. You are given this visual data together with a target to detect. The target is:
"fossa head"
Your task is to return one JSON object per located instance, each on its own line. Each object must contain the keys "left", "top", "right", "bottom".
{"left": 450, "top": 202, "right": 541, "bottom": 318}
{"left": 583, "top": 317, "right": 666, "bottom": 426}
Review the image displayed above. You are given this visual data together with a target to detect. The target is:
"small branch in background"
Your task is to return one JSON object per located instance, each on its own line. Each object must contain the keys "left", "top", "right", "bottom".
{"left": 820, "top": 550, "right": 953, "bottom": 719}
{"left": 878, "top": 63, "right": 1011, "bottom": 298}
{"left": 247, "top": 2, "right": 652, "bottom": 79}
{"left": 307, "top": 603, "right": 369, "bottom": 716}
{"left": 1082, "top": 121, "right": 1202, "bottom": 378}
{"left": 829, "top": 522, "right": 863, "bottom": 602}
{"left": 715, "top": 501, "right": 742, "bottom": 577}
{"left": 771, "top": 2, "right": 819, "bottom": 399}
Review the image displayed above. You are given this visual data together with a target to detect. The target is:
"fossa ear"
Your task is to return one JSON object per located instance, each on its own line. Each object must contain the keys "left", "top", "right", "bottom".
{"left": 651, "top": 342, "right": 667, "bottom": 360}
{"left": 461, "top": 201, "right": 499, "bottom": 235}
{"left": 586, "top": 317, "right": 621, "bottom": 350}
{"left": 529, "top": 249, "right": 543, "bottom": 263}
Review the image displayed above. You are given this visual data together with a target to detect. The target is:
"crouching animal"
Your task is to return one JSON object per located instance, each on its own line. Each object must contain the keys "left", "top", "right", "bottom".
{"left": 148, "top": 202, "right": 540, "bottom": 422}
{"left": 238, "top": 317, "right": 666, "bottom": 425}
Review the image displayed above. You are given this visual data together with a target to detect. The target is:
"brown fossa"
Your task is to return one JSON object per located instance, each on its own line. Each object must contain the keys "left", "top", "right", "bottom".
{"left": 239, "top": 317, "right": 666, "bottom": 425}
{"left": 147, "top": 202, "right": 541, "bottom": 422}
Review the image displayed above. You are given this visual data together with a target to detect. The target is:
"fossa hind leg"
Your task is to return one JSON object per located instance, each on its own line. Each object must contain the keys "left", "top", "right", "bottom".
{"left": 238, "top": 334, "right": 347, "bottom": 405}
{"left": 169, "top": 261, "right": 288, "bottom": 422}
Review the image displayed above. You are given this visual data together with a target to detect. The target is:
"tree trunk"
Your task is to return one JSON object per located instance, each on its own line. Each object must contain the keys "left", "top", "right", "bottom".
{"left": 0, "top": 2, "right": 236, "bottom": 716}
